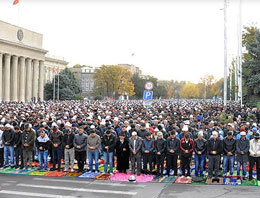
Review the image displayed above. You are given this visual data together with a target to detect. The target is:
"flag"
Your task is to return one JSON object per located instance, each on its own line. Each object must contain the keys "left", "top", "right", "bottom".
{"left": 53, "top": 67, "right": 56, "bottom": 73}
{"left": 13, "top": 0, "right": 19, "bottom": 5}
{"left": 57, "top": 66, "right": 60, "bottom": 73}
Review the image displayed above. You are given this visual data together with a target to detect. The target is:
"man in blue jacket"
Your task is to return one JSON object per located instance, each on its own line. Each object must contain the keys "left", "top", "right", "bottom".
{"left": 142, "top": 132, "right": 154, "bottom": 175}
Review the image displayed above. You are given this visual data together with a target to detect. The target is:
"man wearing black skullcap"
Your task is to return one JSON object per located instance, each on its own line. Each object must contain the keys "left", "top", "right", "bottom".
{"left": 63, "top": 128, "right": 75, "bottom": 172}
{"left": 180, "top": 133, "right": 194, "bottom": 177}
{"left": 142, "top": 132, "right": 154, "bottom": 175}
{"left": 166, "top": 131, "right": 180, "bottom": 176}
{"left": 102, "top": 130, "right": 116, "bottom": 174}
{"left": 115, "top": 132, "right": 129, "bottom": 173}
{"left": 223, "top": 131, "right": 236, "bottom": 177}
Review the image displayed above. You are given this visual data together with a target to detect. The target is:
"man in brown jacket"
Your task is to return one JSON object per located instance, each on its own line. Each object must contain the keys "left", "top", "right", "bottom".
{"left": 22, "top": 124, "right": 36, "bottom": 170}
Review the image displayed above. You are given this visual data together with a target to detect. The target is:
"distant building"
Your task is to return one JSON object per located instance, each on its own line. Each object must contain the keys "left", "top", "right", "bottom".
{"left": 44, "top": 54, "right": 68, "bottom": 84}
{"left": 118, "top": 64, "right": 142, "bottom": 76}
{"left": 0, "top": 20, "right": 68, "bottom": 102}
{"left": 71, "top": 67, "right": 97, "bottom": 99}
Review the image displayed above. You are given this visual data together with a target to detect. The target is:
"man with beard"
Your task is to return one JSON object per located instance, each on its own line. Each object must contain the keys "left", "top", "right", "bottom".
{"left": 155, "top": 132, "right": 166, "bottom": 176}
{"left": 180, "top": 133, "right": 194, "bottom": 177}
{"left": 129, "top": 132, "right": 142, "bottom": 176}
{"left": 207, "top": 131, "right": 223, "bottom": 181}
{"left": 166, "top": 131, "right": 180, "bottom": 176}
{"left": 49, "top": 123, "right": 63, "bottom": 171}
{"left": 138, "top": 123, "right": 147, "bottom": 139}
{"left": 223, "top": 131, "right": 236, "bottom": 177}
{"left": 115, "top": 132, "right": 129, "bottom": 173}
{"left": 21, "top": 124, "right": 36, "bottom": 170}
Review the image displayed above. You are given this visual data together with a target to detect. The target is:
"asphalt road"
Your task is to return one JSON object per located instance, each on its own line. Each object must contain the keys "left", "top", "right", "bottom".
{"left": 0, "top": 174, "right": 259, "bottom": 198}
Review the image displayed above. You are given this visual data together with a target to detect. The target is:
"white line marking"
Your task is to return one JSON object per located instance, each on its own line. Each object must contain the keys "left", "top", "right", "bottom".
{"left": 33, "top": 177, "right": 145, "bottom": 188}
{"left": 17, "top": 184, "right": 137, "bottom": 195}
{"left": 0, "top": 190, "right": 76, "bottom": 198}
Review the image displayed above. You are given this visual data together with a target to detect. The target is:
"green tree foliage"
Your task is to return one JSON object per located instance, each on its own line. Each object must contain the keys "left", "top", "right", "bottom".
{"left": 44, "top": 68, "right": 82, "bottom": 100}
{"left": 131, "top": 74, "right": 167, "bottom": 99}
{"left": 243, "top": 27, "right": 260, "bottom": 104}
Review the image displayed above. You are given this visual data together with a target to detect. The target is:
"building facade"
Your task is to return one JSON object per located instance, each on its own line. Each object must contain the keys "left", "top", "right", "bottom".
{"left": 71, "top": 67, "right": 96, "bottom": 99}
{"left": 0, "top": 20, "right": 68, "bottom": 102}
{"left": 118, "top": 64, "right": 142, "bottom": 76}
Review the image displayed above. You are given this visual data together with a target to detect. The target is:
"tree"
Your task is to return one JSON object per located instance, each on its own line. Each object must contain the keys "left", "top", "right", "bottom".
{"left": 44, "top": 68, "right": 82, "bottom": 100}
{"left": 93, "top": 65, "right": 135, "bottom": 98}
{"left": 159, "top": 80, "right": 186, "bottom": 99}
{"left": 180, "top": 83, "right": 200, "bottom": 98}
{"left": 243, "top": 27, "right": 260, "bottom": 104}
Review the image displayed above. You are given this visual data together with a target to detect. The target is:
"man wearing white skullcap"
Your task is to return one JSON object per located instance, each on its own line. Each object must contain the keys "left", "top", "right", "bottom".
{"left": 207, "top": 131, "right": 223, "bottom": 180}
{"left": 194, "top": 131, "right": 207, "bottom": 177}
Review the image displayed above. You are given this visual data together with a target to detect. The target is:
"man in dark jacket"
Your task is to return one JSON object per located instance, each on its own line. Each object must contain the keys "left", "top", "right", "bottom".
{"left": 22, "top": 124, "right": 36, "bottom": 170}
{"left": 180, "top": 133, "right": 194, "bottom": 177}
{"left": 74, "top": 126, "right": 88, "bottom": 172}
{"left": 236, "top": 131, "right": 249, "bottom": 180}
{"left": 207, "top": 131, "right": 223, "bottom": 179}
{"left": 194, "top": 131, "right": 207, "bottom": 177}
{"left": 14, "top": 126, "right": 23, "bottom": 169}
{"left": 49, "top": 123, "right": 63, "bottom": 171}
{"left": 129, "top": 132, "right": 142, "bottom": 175}
{"left": 102, "top": 130, "right": 116, "bottom": 174}
{"left": 223, "top": 131, "right": 236, "bottom": 177}
{"left": 166, "top": 131, "right": 180, "bottom": 176}
{"left": 3, "top": 124, "right": 15, "bottom": 168}
{"left": 142, "top": 132, "right": 154, "bottom": 175}
{"left": 115, "top": 132, "right": 129, "bottom": 173}
{"left": 137, "top": 123, "right": 147, "bottom": 139}
{"left": 63, "top": 128, "right": 75, "bottom": 172}
{"left": 155, "top": 132, "right": 166, "bottom": 176}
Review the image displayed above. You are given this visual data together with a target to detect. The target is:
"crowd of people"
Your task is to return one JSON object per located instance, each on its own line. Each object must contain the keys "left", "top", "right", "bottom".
{"left": 0, "top": 100, "right": 260, "bottom": 182}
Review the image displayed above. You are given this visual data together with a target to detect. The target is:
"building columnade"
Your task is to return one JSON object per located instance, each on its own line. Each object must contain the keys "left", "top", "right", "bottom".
{"left": 0, "top": 20, "right": 68, "bottom": 102}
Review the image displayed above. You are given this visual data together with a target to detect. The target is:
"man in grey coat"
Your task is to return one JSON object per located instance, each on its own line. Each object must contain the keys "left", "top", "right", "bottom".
{"left": 236, "top": 131, "right": 249, "bottom": 180}
{"left": 74, "top": 126, "right": 88, "bottom": 172}
{"left": 129, "top": 132, "right": 142, "bottom": 176}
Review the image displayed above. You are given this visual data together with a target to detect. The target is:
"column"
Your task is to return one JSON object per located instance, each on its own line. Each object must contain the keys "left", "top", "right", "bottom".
{"left": 0, "top": 53, "right": 2, "bottom": 101}
{"left": 11, "top": 55, "right": 18, "bottom": 101}
{"left": 38, "top": 60, "right": 44, "bottom": 101}
{"left": 26, "top": 58, "right": 32, "bottom": 102}
{"left": 19, "top": 57, "right": 26, "bottom": 102}
{"left": 3, "top": 54, "right": 11, "bottom": 101}
{"left": 32, "top": 59, "right": 39, "bottom": 101}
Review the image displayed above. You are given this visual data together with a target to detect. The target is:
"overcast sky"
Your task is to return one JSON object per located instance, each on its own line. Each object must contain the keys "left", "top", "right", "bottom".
{"left": 0, "top": 0, "right": 259, "bottom": 83}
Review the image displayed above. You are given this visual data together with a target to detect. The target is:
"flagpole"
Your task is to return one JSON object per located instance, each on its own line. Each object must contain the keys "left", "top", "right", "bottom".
{"left": 53, "top": 72, "right": 55, "bottom": 101}
{"left": 57, "top": 66, "right": 59, "bottom": 100}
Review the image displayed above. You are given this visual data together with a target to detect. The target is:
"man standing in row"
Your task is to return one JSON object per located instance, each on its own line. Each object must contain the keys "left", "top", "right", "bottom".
{"left": 74, "top": 126, "right": 88, "bottom": 172}
{"left": 236, "top": 131, "right": 249, "bottom": 180}
{"left": 249, "top": 133, "right": 260, "bottom": 181}
{"left": 102, "top": 130, "right": 116, "bottom": 175}
{"left": 129, "top": 132, "right": 142, "bottom": 176}
{"left": 207, "top": 131, "right": 223, "bottom": 180}
{"left": 22, "top": 124, "right": 36, "bottom": 170}
{"left": 2, "top": 124, "right": 15, "bottom": 168}
{"left": 87, "top": 130, "right": 101, "bottom": 173}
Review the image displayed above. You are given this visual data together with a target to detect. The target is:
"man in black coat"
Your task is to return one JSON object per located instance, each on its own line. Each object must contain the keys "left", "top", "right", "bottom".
{"left": 155, "top": 132, "right": 166, "bottom": 176}
{"left": 102, "top": 130, "right": 116, "bottom": 174}
{"left": 207, "top": 131, "right": 223, "bottom": 180}
{"left": 166, "top": 131, "right": 180, "bottom": 176}
{"left": 13, "top": 126, "right": 23, "bottom": 169}
{"left": 115, "top": 132, "right": 129, "bottom": 173}
{"left": 223, "top": 131, "right": 236, "bottom": 177}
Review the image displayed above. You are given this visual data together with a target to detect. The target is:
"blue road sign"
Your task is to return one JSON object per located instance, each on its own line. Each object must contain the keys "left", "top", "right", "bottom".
{"left": 143, "top": 91, "right": 153, "bottom": 100}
